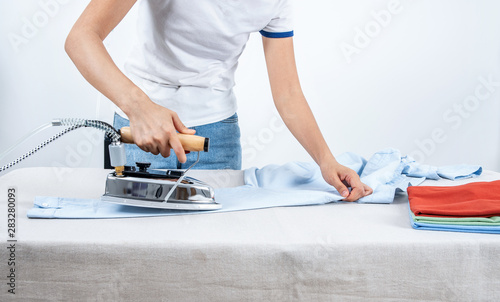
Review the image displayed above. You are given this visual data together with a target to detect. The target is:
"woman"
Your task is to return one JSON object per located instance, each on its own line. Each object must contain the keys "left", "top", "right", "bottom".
{"left": 65, "top": 0, "right": 372, "bottom": 201}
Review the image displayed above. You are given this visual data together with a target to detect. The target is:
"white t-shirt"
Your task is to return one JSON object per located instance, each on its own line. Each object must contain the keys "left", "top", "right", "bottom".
{"left": 121, "top": 0, "right": 294, "bottom": 127}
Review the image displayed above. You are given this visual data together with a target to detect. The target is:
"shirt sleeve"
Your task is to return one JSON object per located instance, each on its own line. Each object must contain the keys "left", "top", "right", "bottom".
{"left": 260, "top": 0, "right": 294, "bottom": 38}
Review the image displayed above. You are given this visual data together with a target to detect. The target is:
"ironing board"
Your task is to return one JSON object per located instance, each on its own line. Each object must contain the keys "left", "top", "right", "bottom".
{"left": 1, "top": 167, "right": 500, "bottom": 301}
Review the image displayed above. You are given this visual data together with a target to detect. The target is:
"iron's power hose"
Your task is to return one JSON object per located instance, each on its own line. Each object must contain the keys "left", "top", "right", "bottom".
{"left": 0, "top": 119, "right": 120, "bottom": 173}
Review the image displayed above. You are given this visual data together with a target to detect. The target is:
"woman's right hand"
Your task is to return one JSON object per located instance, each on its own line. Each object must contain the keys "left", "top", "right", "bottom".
{"left": 64, "top": 0, "right": 195, "bottom": 162}
{"left": 126, "top": 98, "right": 196, "bottom": 163}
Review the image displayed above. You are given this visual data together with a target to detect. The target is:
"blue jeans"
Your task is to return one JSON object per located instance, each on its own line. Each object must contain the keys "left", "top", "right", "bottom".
{"left": 113, "top": 113, "right": 242, "bottom": 170}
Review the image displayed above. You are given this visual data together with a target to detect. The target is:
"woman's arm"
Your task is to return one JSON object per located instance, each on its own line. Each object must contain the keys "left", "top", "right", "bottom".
{"left": 262, "top": 36, "right": 372, "bottom": 201}
{"left": 65, "top": 0, "right": 194, "bottom": 162}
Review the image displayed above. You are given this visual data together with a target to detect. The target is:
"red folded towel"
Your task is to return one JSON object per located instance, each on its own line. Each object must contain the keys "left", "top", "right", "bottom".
{"left": 408, "top": 180, "right": 500, "bottom": 218}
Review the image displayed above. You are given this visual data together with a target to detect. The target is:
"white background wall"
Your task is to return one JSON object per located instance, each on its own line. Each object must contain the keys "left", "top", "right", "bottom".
{"left": 1, "top": 0, "right": 499, "bottom": 174}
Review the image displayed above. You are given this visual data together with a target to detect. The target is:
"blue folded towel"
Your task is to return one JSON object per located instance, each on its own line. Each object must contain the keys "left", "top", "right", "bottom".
{"left": 408, "top": 208, "right": 500, "bottom": 234}
{"left": 410, "top": 220, "right": 500, "bottom": 234}
{"left": 28, "top": 148, "right": 482, "bottom": 219}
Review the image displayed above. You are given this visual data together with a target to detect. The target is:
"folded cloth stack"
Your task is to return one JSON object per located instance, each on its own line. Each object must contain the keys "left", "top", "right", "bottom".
{"left": 27, "top": 148, "right": 482, "bottom": 219}
{"left": 408, "top": 180, "right": 500, "bottom": 234}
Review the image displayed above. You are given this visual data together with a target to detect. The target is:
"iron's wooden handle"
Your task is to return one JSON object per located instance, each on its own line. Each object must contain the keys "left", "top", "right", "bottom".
{"left": 119, "top": 127, "right": 209, "bottom": 152}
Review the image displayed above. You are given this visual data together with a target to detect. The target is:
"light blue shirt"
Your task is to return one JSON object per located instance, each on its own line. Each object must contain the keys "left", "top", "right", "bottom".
{"left": 28, "top": 148, "right": 482, "bottom": 219}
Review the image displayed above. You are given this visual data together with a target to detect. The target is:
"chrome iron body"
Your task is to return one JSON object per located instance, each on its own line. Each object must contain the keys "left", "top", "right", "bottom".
{"left": 101, "top": 152, "right": 220, "bottom": 211}
{"left": 101, "top": 171, "right": 219, "bottom": 210}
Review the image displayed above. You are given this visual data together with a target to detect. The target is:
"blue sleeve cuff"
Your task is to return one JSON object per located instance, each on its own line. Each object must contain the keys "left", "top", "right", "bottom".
{"left": 259, "top": 30, "right": 294, "bottom": 38}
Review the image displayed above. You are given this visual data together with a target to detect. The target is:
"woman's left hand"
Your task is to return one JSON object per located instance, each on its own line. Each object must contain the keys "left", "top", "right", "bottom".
{"left": 320, "top": 161, "right": 373, "bottom": 202}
